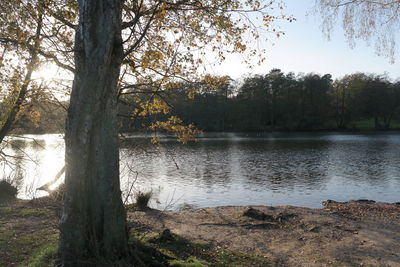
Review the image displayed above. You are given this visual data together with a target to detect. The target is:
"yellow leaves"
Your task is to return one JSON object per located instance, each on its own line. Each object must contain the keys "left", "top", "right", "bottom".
{"left": 156, "top": 8, "right": 167, "bottom": 20}
{"left": 7, "top": 28, "right": 29, "bottom": 43}
{"left": 28, "top": 109, "right": 41, "bottom": 127}
{"left": 149, "top": 116, "right": 201, "bottom": 144}
{"left": 154, "top": 5, "right": 169, "bottom": 29}
{"left": 234, "top": 41, "right": 247, "bottom": 52}
{"left": 119, "top": 0, "right": 291, "bottom": 83}
{"left": 138, "top": 98, "right": 170, "bottom": 117}
{"left": 203, "top": 75, "right": 230, "bottom": 89}
{"left": 190, "top": 21, "right": 197, "bottom": 28}
{"left": 165, "top": 81, "right": 179, "bottom": 90}
{"left": 263, "top": 14, "right": 275, "bottom": 23}
{"left": 212, "top": 15, "right": 233, "bottom": 30}
{"left": 151, "top": 137, "right": 160, "bottom": 144}
{"left": 140, "top": 49, "right": 165, "bottom": 69}
{"left": 54, "top": 9, "right": 78, "bottom": 23}
{"left": 187, "top": 90, "right": 197, "bottom": 100}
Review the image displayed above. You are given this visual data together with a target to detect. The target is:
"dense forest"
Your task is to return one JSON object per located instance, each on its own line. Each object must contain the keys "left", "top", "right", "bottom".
{"left": 122, "top": 69, "right": 400, "bottom": 132}
{"left": 4, "top": 69, "right": 400, "bottom": 134}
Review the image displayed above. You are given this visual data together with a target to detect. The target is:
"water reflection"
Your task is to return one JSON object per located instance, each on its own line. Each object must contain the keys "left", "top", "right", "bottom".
{"left": 1, "top": 132, "right": 400, "bottom": 209}
{"left": 1, "top": 134, "right": 65, "bottom": 198}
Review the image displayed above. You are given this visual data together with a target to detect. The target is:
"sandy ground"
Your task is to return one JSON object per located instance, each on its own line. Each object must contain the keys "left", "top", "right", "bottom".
{"left": 128, "top": 200, "right": 400, "bottom": 267}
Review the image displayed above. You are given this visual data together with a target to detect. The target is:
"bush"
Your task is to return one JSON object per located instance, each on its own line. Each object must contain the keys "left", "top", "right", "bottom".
{"left": 48, "top": 183, "right": 64, "bottom": 202}
{"left": 0, "top": 180, "right": 18, "bottom": 202}
{"left": 135, "top": 191, "right": 152, "bottom": 211}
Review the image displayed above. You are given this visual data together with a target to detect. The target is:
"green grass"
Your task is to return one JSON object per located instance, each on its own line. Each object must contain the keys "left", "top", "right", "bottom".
{"left": 0, "top": 204, "right": 57, "bottom": 267}
{"left": 0, "top": 227, "right": 58, "bottom": 266}
{"left": 390, "top": 120, "right": 400, "bottom": 128}
{"left": 0, "top": 208, "right": 48, "bottom": 217}
{"left": 136, "top": 230, "right": 271, "bottom": 267}
{"left": 170, "top": 257, "right": 209, "bottom": 267}
{"left": 353, "top": 119, "right": 375, "bottom": 129}
{"left": 352, "top": 119, "right": 400, "bottom": 129}
{"left": 17, "top": 242, "right": 58, "bottom": 267}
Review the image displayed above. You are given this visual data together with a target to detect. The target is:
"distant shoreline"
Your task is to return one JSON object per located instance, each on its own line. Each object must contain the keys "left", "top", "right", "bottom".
{"left": 8, "top": 128, "right": 400, "bottom": 137}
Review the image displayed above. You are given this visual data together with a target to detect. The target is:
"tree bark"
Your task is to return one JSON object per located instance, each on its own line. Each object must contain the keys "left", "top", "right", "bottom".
{"left": 59, "top": 0, "right": 128, "bottom": 265}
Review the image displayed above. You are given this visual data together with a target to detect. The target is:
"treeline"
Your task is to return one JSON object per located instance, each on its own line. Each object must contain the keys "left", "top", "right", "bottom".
{"left": 4, "top": 69, "right": 400, "bottom": 134}
{"left": 125, "top": 70, "right": 400, "bottom": 132}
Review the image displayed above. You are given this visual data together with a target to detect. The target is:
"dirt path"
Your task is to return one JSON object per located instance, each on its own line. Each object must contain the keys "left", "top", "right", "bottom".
{"left": 128, "top": 201, "right": 400, "bottom": 267}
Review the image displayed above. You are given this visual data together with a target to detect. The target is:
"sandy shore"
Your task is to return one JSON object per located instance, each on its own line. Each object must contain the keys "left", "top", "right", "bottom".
{"left": 1, "top": 198, "right": 399, "bottom": 266}
{"left": 128, "top": 200, "right": 400, "bottom": 267}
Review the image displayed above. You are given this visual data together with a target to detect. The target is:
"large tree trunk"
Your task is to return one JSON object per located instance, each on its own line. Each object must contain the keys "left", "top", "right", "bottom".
{"left": 59, "top": 0, "right": 128, "bottom": 265}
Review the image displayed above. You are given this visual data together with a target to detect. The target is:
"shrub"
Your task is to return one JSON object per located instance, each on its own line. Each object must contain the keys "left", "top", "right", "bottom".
{"left": 0, "top": 180, "right": 18, "bottom": 202}
{"left": 48, "top": 183, "right": 64, "bottom": 202}
{"left": 135, "top": 191, "right": 152, "bottom": 210}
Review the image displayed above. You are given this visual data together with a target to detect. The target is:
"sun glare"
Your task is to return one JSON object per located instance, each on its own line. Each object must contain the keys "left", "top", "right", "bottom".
{"left": 36, "top": 64, "right": 59, "bottom": 81}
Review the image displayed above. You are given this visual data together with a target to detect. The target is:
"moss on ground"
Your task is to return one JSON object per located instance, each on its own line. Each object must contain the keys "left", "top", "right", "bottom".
{"left": 17, "top": 242, "right": 58, "bottom": 267}
{"left": 0, "top": 208, "right": 48, "bottom": 217}
{"left": 0, "top": 226, "right": 58, "bottom": 266}
{"left": 134, "top": 229, "right": 271, "bottom": 267}
{"left": 169, "top": 257, "right": 209, "bottom": 267}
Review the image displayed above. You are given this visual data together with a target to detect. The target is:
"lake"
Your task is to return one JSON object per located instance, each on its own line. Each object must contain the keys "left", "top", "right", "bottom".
{"left": 2, "top": 132, "right": 400, "bottom": 210}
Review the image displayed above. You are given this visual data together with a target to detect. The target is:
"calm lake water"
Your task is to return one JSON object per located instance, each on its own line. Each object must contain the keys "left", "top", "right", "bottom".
{"left": 2, "top": 132, "right": 400, "bottom": 210}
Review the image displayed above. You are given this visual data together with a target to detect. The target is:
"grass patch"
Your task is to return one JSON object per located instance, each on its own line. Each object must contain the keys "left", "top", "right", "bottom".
{"left": 352, "top": 119, "right": 400, "bottom": 129}
{"left": 0, "top": 203, "right": 57, "bottom": 267}
{"left": 170, "top": 257, "right": 209, "bottom": 267}
{"left": 353, "top": 119, "right": 374, "bottom": 129}
{"left": 0, "top": 208, "right": 48, "bottom": 217}
{"left": 17, "top": 242, "right": 58, "bottom": 267}
{"left": 0, "top": 227, "right": 58, "bottom": 266}
{"left": 137, "top": 229, "right": 270, "bottom": 267}
{"left": 390, "top": 120, "right": 400, "bottom": 128}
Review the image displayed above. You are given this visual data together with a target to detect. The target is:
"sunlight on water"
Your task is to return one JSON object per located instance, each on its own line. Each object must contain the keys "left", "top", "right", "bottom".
{"left": 1, "top": 134, "right": 65, "bottom": 198}
{"left": 2, "top": 132, "right": 400, "bottom": 210}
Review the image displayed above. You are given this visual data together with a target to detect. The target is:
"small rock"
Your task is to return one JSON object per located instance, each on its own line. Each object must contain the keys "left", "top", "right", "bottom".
{"left": 243, "top": 208, "right": 274, "bottom": 221}
{"left": 322, "top": 200, "right": 338, "bottom": 207}
{"left": 309, "top": 226, "right": 321, "bottom": 233}
{"left": 275, "top": 213, "right": 296, "bottom": 223}
{"left": 354, "top": 199, "right": 376, "bottom": 204}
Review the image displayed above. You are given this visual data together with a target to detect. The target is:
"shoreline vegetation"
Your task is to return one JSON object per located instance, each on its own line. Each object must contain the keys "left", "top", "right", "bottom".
{"left": 1, "top": 195, "right": 399, "bottom": 266}
{"left": 5, "top": 70, "right": 400, "bottom": 136}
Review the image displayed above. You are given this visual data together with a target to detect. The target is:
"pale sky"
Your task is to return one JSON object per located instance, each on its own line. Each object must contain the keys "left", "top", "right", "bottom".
{"left": 214, "top": 0, "right": 400, "bottom": 80}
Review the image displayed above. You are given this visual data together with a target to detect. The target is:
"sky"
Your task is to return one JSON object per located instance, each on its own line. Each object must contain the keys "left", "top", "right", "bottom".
{"left": 213, "top": 0, "right": 400, "bottom": 80}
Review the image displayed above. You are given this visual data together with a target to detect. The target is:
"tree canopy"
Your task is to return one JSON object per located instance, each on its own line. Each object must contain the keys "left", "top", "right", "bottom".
{"left": 314, "top": 0, "right": 400, "bottom": 62}
{"left": 0, "top": 0, "right": 293, "bottom": 145}
{"left": 164, "top": 70, "right": 399, "bottom": 131}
